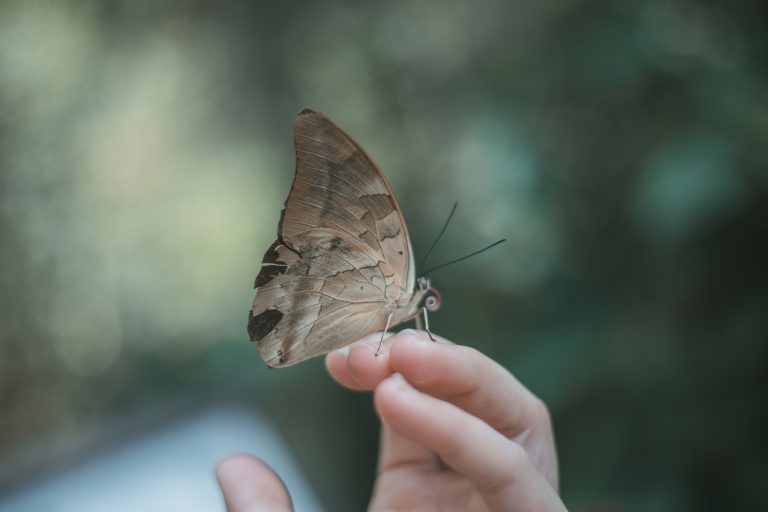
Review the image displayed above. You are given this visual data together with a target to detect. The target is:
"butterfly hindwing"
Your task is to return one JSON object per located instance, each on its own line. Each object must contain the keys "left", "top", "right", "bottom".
{"left": 249, "top": 110, "right": 416, "bottom": 367}
{"left": 249, "top": 238, "right": 389, "bottom": 366}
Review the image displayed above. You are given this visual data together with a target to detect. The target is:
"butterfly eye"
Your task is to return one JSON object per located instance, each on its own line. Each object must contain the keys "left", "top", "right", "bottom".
{"left": 424, "top": 287, "right": 442, "bottom": 313}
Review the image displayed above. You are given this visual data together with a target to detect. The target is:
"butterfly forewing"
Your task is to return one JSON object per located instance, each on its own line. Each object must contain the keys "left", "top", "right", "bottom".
{"left": 249, "top": 109, "right": 416, "bottom": 367}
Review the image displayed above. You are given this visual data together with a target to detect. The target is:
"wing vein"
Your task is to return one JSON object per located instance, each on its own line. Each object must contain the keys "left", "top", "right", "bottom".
{"left": 257, "top": 287, "right": 387, "bottom": 303}
{"left": 289, "top": 196, "right": 377, "bottom": 252}
{"left": 284, "top": 219, "right": 383, "bottom": 265}
{"left": 297, "top": 163, "right": 376, "bottom": 201}
{"left": 294, "top": 163, "right": 386, "bottom": 245}
{"left": 281, "top": 300, "right": 382, "bottom": 341}
{"left": 293, "top": 176, "right": 360, "bottom": 204}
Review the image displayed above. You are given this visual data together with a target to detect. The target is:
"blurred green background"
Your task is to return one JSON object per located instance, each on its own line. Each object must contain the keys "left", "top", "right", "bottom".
{"left": 1, "top": 0, "right": 767, "bottom": 510}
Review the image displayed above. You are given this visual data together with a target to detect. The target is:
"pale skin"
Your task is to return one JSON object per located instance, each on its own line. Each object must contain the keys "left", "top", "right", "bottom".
{"left": 217, "top": 330, "right": 567, "bottom": 511}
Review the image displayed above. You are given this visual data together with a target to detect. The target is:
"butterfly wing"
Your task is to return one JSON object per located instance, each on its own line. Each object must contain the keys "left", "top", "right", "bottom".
{"left": 248, "top": 109, "right": 415, "bottom": 367}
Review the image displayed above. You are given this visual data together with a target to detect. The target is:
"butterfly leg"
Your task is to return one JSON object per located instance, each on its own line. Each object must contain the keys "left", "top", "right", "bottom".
{"left": 376, "top": 311, "right": 394, "bottom": 356}
{"left": 421, "top": 307, "right": 436, "bottom": 342}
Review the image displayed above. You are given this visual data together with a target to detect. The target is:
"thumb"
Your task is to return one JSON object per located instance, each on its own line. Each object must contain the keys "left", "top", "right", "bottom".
{"left": 216, "top": 453, "right": 293, "bottom": 512}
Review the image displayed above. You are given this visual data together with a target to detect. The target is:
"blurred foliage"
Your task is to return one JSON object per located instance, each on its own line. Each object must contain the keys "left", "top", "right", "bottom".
{"left": 1, "top": 0, "right": 767, "bottom": 510}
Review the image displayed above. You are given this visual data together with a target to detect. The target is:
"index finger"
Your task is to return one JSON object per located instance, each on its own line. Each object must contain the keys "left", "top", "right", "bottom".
{"left": 325, "top": 331, "right": 398, "bottom": 391}
{"left": 388, "top": 331, "right": 549, "bottom": 441}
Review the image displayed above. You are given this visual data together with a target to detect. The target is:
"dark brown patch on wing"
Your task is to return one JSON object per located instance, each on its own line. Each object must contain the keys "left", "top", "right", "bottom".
{"left": 248, "top": 308, "right": 284, "bottom": 341}
{"left": 254, "top": 240, "right": 288, "bottom": 288}
{"left": 254, "top": 264, "right": 286, "bottom": 288}
{"left": 262, "top": 240, "right": 283, "bottom": 264}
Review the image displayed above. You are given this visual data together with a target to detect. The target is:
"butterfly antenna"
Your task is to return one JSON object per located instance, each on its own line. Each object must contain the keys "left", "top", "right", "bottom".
{"left": 422, "top": 239, "right": 506, "bottom": 275}
{"left": 418, "top": 202, "right": 458, "bottom": 274}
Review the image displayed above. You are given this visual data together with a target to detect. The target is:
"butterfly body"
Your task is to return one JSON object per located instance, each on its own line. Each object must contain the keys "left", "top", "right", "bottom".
{"left": 248, "top": 109, "right": 437, "bottom": 368}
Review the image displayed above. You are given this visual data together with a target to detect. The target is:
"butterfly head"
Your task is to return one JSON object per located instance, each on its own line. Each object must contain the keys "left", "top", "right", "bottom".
{"left": 417, "top": 276, "right": 442, "bottom": 313}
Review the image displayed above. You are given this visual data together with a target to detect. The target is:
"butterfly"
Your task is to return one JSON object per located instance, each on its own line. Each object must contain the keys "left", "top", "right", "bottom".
{"left": 247, "top": 109, "right": 441, "bottom": 368}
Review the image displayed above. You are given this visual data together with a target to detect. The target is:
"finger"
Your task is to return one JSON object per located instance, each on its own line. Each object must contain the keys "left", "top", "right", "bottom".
{"left": 326, "top": 348, "right": 366, "bottom": 391}
{"left": 216, "top": 453, "right": 293, "bottom": 512}
{"left": 375, "top": 375, "right": 565, "bottom": 512}
{"left": 344, "top": 329, "right": 444, "bottom": 390}
{"left": 389, "top": 333, "right": 559, "bottom": 486}
{"left": 325, "top": 332, "right": 396, "bottom": 391}
{"left": 376, "top": 410, "right": 440, "bottom": 474}
{"left": 389, "top": 332, "right": 547, "bottom": 440}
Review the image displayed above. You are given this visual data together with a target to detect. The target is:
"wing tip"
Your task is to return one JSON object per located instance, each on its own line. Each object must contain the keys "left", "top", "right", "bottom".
{"left": 296, "top": 107, "right": 327, "bottom": 129}
{"left": 297, "top": 107, "right": 318, "bottom": 117}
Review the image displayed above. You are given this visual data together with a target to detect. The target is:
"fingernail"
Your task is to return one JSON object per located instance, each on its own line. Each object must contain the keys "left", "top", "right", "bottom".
{"left": 387, "top": 372, "right": 409, "bottom": 389}
{"left": 398, "top": 329, "right": 429, "bottom": 341}
{"left": 335, "top": 344, "right": 351, "bottom": 355}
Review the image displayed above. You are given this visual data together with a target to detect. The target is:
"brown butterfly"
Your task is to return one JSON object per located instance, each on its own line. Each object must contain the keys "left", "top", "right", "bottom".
{"left": 248, "top": 109, "right": 441, "bottom": 368}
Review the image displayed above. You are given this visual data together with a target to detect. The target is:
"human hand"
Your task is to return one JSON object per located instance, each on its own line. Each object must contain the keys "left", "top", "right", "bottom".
{"left": 217, "top": 330, "right": 566, "bottom": 511}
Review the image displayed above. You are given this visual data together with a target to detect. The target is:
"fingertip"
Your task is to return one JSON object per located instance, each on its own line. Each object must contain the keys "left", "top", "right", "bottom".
{"left": 373, "top": 373, "right": 411, "bottom": 419}
{"left": 216, "top": 453, "right": 292, "bottom": 511}
{"left": 325, "top": 332, "right": 385, "bottom": 390}
{"left": 325, "top": 349, "right": 344, "bottom": 373}
{"left": 348, "top": 344, "right": 393, "bottom": 389}
{"left": 396, "top": 328, "right": 432, "bottom": 341}
{"left": 389, "top": 331, "right": 439, "bottom": 380}
{"left": 215, "top": 452, "right": 252, "bottom": 481}
{"left": 389, "top": 333, "right": 481, "bottom": 397}
{"left": 376, "top": 371, "right": 408, "bottom": 393}
{"left": 326, "top": 332, "right": 402, "bottom": 391}
{"left": 397, "top": 328, "right": 452, "bottom": 344}
{"left": 325, "top": 350, "right": 367, "bottom": 391}
{"left": 390, "top": 329, "right": 453, "bottom": 360}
